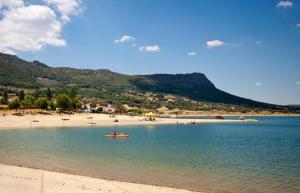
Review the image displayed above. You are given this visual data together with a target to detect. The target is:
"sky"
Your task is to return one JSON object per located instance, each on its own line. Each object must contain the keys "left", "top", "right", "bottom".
{"left": 0, "top": 0, "right": 299, "bottom": 105}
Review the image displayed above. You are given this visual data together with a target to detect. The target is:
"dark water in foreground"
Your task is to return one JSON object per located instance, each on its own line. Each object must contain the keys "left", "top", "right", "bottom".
{"left": 0, "top": 116, "right": 299, "bottom": 193}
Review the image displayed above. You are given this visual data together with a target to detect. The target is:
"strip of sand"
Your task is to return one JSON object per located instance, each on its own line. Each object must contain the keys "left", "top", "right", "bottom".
{"left": 0, "top": 164, "right": 201, "bottom": 193}
{"left": 0, "top": 113, "right": 247, "bottom": 130}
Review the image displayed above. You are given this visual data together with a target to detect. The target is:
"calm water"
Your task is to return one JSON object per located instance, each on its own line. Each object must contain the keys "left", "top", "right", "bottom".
{"left": 0, "top": 116, "right": 299, "bottom": 193}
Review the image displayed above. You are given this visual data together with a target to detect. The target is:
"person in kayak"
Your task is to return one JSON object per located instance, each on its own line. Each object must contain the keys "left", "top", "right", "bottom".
{"left": 113, "top": 131, "right": 117, "bottom": 136}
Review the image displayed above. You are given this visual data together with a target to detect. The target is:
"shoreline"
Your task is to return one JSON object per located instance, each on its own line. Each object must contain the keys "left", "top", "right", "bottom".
{"left": 0, "top": 113, "right": 248, "bottom": 130}
{"left": 0, "top": 163, "right": 202, "bottom": 193}
{"left": 175, "top": 113, "right": 300, "bottom": 117}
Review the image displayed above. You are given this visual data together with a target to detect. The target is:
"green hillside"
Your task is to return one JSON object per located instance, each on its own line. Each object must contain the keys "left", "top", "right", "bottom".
{"left": 0, "top": 52, "right": 296, "bottom": 112}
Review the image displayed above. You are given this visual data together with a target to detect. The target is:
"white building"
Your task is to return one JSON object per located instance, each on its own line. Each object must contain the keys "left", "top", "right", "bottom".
{"left": 102, "top": 104, "right": 116, "bottom": 113}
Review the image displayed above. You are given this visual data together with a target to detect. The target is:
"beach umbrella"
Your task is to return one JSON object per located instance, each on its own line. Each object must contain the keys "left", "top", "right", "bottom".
{"left": 145, "top": 112, "right": 155, "bottom": 117}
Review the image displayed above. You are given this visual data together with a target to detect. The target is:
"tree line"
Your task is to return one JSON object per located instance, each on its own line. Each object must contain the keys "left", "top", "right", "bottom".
{"left": 0, "top": 87, "right": 81, "bottom": 112}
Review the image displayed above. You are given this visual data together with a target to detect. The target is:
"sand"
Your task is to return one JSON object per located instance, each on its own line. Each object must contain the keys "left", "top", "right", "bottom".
{"left": 0, "top": 164, "right": 202, "bottom": 193}
{"left": 0, "top": 113, "right": 246, "bottom": 130}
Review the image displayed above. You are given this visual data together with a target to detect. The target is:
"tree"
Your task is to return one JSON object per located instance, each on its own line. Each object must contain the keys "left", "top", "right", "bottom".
{"left": 56, "top": 93, "right": 71, "bottom": 111}
{"left": 48, "top": 100, "right": 56, "bottom": 110}
{"left": 9, "top": 98, "right": 20, "bottom": 111}
{"left": 35, "top": 97, "right": 49, "bottom": 110}
{"left": 18, "top": 90, "right": 25, "bottom": 101}
{"left": 21, "top": 95, "right": 35, "bottom": 109}
{"left": 46, "top": 87, "right": 53, "bottom": 100}
{"left": 59, "top": 87, "right": 69, "bottom": 95}
{"left": 1, "top": 91, "right": 8, "bottom": 104}
{"left": 70, "top": 87, "right": 77, "bottom": 99}
{"left": 32, "top": 90, "right": 40, "bottom": 99}
{"left": 71, "top": 97, "right": 81, "bottom": 109}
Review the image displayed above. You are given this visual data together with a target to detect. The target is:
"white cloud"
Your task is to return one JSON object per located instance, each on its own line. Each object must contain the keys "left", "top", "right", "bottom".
{"left": 44, "top": 0, "right": 81, "bottom": 23}
{"left": 187, "top": 52, "right": 196, "bottom": 56}
{"left": 255, "top": 40, "right": 263, "bottom": 45}
{"left": 206, "top": 40, "right": 224, "bottom": 48}
{"left": 139, "top": 45, "right": 160, "bottom": 52}
{"left": 114, "top": 35, "right": 136, "bottom": 43}
{"left": 256, "top": 82, "right": 262, "bottom": 86}
{"left": 0, "top": 0, "right": 80, "bottom": 54}
{"left": 296, "top": 23, "right": 300, "bottom": 27}
{"left": 276, "top": 1, "right": 293, "bottom": 8}
{"left": 296, "top": 81, "right": 300, "bottom": 85}
{"left": 0, "top": 0, "right": 24, "bottom": 9}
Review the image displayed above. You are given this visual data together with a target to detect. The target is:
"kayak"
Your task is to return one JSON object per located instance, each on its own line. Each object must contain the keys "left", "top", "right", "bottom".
{"left": 104, "top": 133, "right": 129, "bottom": 138}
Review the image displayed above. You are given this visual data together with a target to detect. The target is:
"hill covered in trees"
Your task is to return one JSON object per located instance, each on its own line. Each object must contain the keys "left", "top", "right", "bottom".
{"left": 0, "top": 52, "right": 298, "bottom": 113}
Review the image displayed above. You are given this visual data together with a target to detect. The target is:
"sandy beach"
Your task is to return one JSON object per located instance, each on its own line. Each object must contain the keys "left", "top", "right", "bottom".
{"left": 0, "top": 164, "right": 201, "bottom": 193}
{"left": 0, "top": 113, "right": 246, "bottom": 130}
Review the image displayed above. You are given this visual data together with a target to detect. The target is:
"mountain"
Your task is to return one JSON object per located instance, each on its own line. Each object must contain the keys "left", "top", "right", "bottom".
{"left": 288, "top": 105, "right": 300, "bottom": 108}
{"left": 0, "top": 52, "right": 290, "bottom": 110}
{"left": 0, "top": 53, "right": 134, "bottom": 90}
{"left": 132, "top": 73, "right": 274, "bottom": 108}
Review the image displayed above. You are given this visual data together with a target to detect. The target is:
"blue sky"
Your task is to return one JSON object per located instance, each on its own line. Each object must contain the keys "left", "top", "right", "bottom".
{"left": 0, "top": 0, "right": 299, "bottom": 105}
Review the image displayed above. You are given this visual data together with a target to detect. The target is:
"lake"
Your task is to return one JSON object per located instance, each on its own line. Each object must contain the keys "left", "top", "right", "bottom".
{"left": 0, "top": 116, "right": 299, "bottom": 193}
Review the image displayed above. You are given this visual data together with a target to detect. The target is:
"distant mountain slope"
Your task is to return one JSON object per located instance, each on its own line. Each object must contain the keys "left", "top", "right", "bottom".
{"left": 132, "top": 73, "right": 275, "bottom": 108}
{"left": 0, "top": 52, "right": 281, "bottom": 109}
{"left": 0, "top": 53, "right": 134, "bottom": 90}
